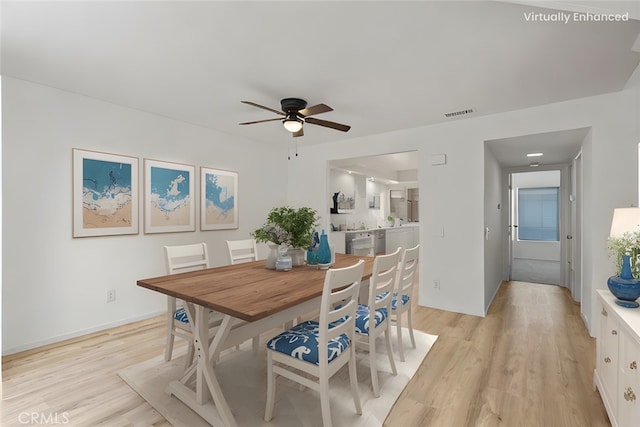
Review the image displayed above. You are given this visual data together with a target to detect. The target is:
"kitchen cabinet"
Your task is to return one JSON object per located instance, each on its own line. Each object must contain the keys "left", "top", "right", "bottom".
{"left": 385, "top": 228, "right": 407, "bottom": 253}
{"left": 329, "top": 231, "right": 346, "bottom": 254}
{"left": 345, "top": 231, "right": 374, "bottom": 256}
{"left": 385, "top": 225, "right": 419, "bottom": 253}
{"left": 595, "top": 290, "right": 640, "bottom": 426}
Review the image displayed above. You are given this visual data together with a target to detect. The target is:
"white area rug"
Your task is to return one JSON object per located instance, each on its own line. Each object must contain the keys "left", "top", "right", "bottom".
{"left": 119, "top": 330, "right": 437, "bottom": 427}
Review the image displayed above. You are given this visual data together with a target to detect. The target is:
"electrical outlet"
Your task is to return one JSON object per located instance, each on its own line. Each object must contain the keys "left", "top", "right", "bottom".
{"left": 433, "top": 280, "right": 440, "bottom": 290}
{"left": 107, "top": 289, "right": 116, "bottom": 303}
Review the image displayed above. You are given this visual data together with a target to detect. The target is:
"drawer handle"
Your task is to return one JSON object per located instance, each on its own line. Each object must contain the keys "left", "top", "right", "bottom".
{"left": 624, "top": 387, "right": 636, "bottom": 402}
{"left": 632, "top": 361, "right": 638, "bottom": 370}
{"left": 602, "top": 308, "right": 608, "bottom": 316}
{"left": 612, "top": 330, "right": 618, "bottom": 335}
{"left": 605, "top": 357, "right": 611, "bottom": 363}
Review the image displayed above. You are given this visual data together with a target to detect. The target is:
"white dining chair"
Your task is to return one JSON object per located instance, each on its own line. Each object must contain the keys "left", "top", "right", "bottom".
{"left": 354, "top": 247, "right": 401, "bottom": 397}
{"left": 264, "top": 260, "right": 365, "bottom": 427}
{"left": 391, "top": 244, "right": 420, "bottom": 362}
{"left": 163, "top": 243, "right": 211, "bottom": 366}
{"left": 226, "top": 239, "right": 259, "bottom": 265}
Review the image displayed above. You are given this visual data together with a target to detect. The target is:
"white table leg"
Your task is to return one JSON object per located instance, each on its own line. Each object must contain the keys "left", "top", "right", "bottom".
{"left": 208, "top": 315, "right": 233, "bottom": 364}
{"left": 166, "top": 298, "right": 321, "bottom": 427}
{"left": 167, "top": 304, "right": 238, "bottom": 427}
{"left": 194, "top": 306, "right": 209, "bottom": 405}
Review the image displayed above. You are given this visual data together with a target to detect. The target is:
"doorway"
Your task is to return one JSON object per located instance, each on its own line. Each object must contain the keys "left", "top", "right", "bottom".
{"left": 509, "top": 169, "right": 564, "bottom": 285}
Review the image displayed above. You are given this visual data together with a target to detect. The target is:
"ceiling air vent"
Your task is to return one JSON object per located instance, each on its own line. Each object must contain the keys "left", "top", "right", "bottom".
{"left": 444, "top": 108, "right": 475, "bottom": 118}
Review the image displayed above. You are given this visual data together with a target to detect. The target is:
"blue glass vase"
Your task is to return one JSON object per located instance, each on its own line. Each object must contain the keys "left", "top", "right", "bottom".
{"left": 621, "top": 254, "right": 634, "bottom": 279}
{"left": 607, "top": 254, "right": 640, "bottom": 308}
{"left": 317, "top": 230, "right": 331, "bottom": 265}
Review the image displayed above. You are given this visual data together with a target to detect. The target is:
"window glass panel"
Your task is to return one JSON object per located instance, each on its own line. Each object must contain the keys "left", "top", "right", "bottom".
{"left": 517, "top": 187, "right": 559, "bottom": 241}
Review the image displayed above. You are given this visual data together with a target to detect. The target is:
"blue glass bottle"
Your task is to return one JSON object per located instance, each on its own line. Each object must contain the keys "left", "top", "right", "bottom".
{"left": 306, "top": 232, "right": 319, "bottom": 265}
{"left": 317, "top": 229, "right": 331, "bottom": 265}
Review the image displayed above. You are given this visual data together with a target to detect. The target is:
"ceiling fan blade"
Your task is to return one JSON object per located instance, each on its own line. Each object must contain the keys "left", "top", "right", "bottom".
{"left": 305, "top": 117, "right": 351, "bottom": 132}
{"left": 293, "top": 128, "right": 304, "bottom": 138}
{"left": 241, "top": 101, "right": 284, "bottom": 116}
{"left": 239, "top": 117, "right": 282, "bottom": 125}
{"left": 298, "top": 104, "right": 333, "bottom": 117}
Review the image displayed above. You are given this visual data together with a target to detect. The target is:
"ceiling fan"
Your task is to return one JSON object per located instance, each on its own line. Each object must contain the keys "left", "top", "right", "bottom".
{"left": 239, "top": 98, "right": 350, "bottom": 137}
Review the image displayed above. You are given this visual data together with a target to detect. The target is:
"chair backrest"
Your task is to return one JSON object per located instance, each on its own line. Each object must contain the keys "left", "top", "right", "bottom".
{"left": 397, "top": 244, "right": 420, "bottom": 297}
{"left": 226, "top": 239, "right": 259, "bottom": 265}
{"left": 318, "top": 259, "right": 365, "bottom": 366}
{"left": 368, "top": 247, "right": 402, "bottom": 313}
{"left": 164, "top": 243, "right": 210, "bottom": 275}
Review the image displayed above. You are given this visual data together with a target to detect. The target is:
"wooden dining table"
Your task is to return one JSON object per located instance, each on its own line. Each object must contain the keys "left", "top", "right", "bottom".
{"left": 137, "top": 253, "right": 374, "bottom": 427}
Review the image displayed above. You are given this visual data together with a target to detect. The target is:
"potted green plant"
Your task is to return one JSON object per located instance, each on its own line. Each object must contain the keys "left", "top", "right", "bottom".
{"left": 387, "top": 215, "right": 395, "bottom": 227}
{"left": 252, "top": 206, "right": 320, "bottom": 267}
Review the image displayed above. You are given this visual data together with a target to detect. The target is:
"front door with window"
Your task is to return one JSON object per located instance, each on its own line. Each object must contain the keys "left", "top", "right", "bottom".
{"left": 510, "top": 171, "right": 562, "bottom": 285}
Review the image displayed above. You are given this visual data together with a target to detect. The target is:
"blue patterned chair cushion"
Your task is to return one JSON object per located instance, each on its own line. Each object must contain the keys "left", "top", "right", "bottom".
{"left": 354, "top": 304, "right": 388, "bottom": 335}
{"left": 375, "top": 291, "right": 389, "bottom": 301}
{"left": 174, "top": 307, "right": 189, "bottom": 323}
{"left": 391, "top": 293, "right": 411, "bottom": 310}
{"left": 266, "top": 320, "right": 351, "bottom": 366}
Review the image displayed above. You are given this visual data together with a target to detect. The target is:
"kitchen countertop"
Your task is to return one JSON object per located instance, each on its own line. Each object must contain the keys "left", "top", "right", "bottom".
{"left": 332, "top": 223, "right": 419, "bottom": 233}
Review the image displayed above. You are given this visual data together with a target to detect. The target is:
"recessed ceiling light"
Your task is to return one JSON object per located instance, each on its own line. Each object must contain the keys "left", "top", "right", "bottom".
{"left": 527, "top": 152, "right": 543, "bottom": 157}
{"left": 529, "top": 162, "right": 539, "bottom": 167}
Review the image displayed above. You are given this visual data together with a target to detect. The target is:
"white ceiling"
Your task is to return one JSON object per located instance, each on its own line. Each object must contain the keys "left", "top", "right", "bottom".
{"left": 2, "top": 1, "right": 640, "bottom": 169}
{"left": 485, "top": 127, "right": 588, "bottom": 168}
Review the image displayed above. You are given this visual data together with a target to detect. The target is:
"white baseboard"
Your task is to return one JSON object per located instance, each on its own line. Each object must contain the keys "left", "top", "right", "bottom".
{"left": 484, "top": 280, "right": 504, "bottom": 316}
{"left": 581, "top": 311, "right": 593, "bottom": 337}
{"left": 2, "top": 310, "right": 165, "bottom": 356}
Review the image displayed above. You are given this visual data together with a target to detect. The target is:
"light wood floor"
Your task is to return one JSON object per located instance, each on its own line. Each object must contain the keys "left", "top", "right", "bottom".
{"left": 2, "top": 281, "right": 610, "bottom": 426}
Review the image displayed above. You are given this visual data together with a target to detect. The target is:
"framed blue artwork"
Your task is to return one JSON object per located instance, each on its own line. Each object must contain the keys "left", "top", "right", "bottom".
{"left": 200, "top": 166, "right": 238, "bottom": 230}
{"left": 73, "top": 149, "right": 139, "bottom": 238}
{"left": 144, "top": 159, "right": 195, "bottom": 234}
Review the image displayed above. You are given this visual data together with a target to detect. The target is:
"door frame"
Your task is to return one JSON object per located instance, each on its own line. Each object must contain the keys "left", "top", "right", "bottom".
{"left": 504, "top": 163, "right": 572, "bottom": 287}
{"left": 570, "top": 150, "right": 583, "bottom": 301}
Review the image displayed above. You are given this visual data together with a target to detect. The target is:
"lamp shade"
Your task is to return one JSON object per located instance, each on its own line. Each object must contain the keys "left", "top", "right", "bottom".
{"left": 610, "top": 207, "right": 640, "bottom": 237}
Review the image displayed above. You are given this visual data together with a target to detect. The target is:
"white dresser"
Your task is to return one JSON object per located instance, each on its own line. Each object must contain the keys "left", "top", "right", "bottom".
{"left": 595, "top": 290, "right": 640, "bottom": 426}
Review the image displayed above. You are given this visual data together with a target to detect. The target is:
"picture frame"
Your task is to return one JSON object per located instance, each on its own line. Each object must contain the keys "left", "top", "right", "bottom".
{"left": 72, "top": 148, "right": 139, "bottom": 238}
{"left": 200, "top": 167, "right": 238, "bottom": 230}
{"left": 144, "top": 159, "right": 195, "bottom": 234}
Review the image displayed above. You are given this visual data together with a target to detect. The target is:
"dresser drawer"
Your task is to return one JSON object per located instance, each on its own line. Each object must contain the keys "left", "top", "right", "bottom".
{"left": 619, "top": 333, "right": 640, "bottom": 426}
{"left": 601, "top": 303, "right": 620, "bottom": 411}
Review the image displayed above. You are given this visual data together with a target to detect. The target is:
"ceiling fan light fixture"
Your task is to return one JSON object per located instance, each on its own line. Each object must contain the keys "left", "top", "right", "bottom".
{"left": 283, "top": 114, "right": 303, "bottom": 133}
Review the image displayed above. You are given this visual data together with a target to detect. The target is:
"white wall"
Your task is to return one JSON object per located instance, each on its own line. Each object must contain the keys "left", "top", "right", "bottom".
{"left": 287, "top": 87, "right": 640, "bottom": 331}
{"left": 3, "top": 81, "right": 638, "bottom": 354}
{"left": 2, "top": 77, "right": 288, "bottom": 354}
